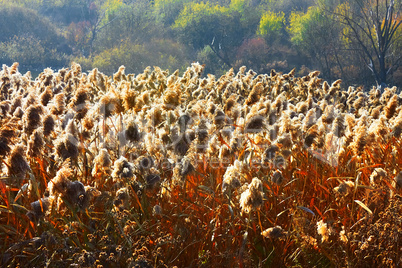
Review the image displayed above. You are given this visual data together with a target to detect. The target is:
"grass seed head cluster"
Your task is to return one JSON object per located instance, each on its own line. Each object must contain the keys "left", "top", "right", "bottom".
{"left": 1, "top": 62, "right": 402, "bottom": 267}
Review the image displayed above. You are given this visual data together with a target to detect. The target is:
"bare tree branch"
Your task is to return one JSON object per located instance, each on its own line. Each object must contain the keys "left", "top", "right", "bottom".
{"left": 330, "top": 0, "right": 402, "bottom": 85}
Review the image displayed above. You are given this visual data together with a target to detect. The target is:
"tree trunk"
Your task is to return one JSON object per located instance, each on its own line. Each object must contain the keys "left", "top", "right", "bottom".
{"left": 378, "top": 53, "right": 387, "bottom": 85}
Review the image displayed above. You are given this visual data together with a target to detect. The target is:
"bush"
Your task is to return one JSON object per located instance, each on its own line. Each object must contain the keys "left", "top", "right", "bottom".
{"left": 196, "top": 45, "right": 228, "bottom": 76}
{"left": 90, "top": 39, "right": 190, "bottom": 75}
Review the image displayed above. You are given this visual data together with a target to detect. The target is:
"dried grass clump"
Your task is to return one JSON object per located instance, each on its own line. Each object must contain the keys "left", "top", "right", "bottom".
{"left": 2, "top": 63, "right": 402, "bottom": 267}
{"left": 222, "top": 160, "right": 243, "bottom": 194}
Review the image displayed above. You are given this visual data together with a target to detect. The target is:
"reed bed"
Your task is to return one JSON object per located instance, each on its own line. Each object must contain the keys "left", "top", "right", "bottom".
{"left": 1, "top": 62, "right": 402, "bottom": 267}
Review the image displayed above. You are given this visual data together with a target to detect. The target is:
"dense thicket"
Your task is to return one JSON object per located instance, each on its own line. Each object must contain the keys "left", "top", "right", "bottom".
{"left": 0, "top": 0, "right": 401, "bottom": 88}
{"left": 2, "top": 59, "right": 402, "bottom": 267}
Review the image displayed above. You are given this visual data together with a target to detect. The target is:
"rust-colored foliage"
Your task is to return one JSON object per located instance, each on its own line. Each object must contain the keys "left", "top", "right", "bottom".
{"left": 0, "top": 62, "right": 401, "bottom": 267}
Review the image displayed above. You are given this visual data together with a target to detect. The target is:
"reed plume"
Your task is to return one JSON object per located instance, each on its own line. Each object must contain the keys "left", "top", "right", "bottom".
{"left": 23, "top": 105, "right": 43, "bottom": 136}
{"left": 7, "top": 144, "right": 30, "bottom": 184}
{"left": 385, "top": 95, "right": 398, "bottom": 119}
{"left": 239, "top": 178, "right": 264, "bottom": 213}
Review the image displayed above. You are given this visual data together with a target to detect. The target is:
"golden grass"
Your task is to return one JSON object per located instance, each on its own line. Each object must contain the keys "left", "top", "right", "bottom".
{"left": 1, "top": 62, "right": 402, "bottom": 267}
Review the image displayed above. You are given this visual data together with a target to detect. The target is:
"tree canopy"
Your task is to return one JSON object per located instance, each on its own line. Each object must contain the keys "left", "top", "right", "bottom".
{"left": 1, "top": 0, "right": 401, "bottom": 87}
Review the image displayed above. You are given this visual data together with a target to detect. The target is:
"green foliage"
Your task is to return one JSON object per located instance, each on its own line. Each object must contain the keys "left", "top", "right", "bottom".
{"left": 94, "top": 0, "right": 159, "bottom": 52}
{"left": 71, "top": 55, "right": 94, "bottom": 72}
{"left": 173, "top": 1, "right": 254, "bottom": 68}
{"left": 230, "top": 0, "right": 263, "bottom": 34}
{"left": 258, "top": 11, "right": 285, "bottom": 39}
{"left": 0, "top": 0, "right": 43, "bottom": 9}
{"left": 88, "top": 38, "right": 189, "bottom": 74}
{"left": 229, "top": 0, "right": 246, "bottom": 11}
{"left": 288, "top": 6, "right": 339, "bottom": 51}
{"left": 173, "top": 1, "right": 229, "bottom": 29}
{"left": 92, "top": 42, "right": 146, "bottom": 74}
{"left": 261, "top": 0, "right": 315, "bottom": 13}
{"left": 154, "top": 0, "right": 189, "bottom": 26}
{"left": 229, "top": 0, "right": 259, "bottom": 16}
{"left": 288, "top": 9, "right": 311, "bottom": 47}
{"left": 196, "top": 45, "right": 227, "bottom": 75}
{"left": 0, "top": 0, "right": 400, "bottom": 87}
{"left": 148, "top": 38, "right": 191, "bottom": 72}
{"left": 37, "top": 0, "right": 100, "bottom": 25}
{"left": 98, "top": 0, "right": 125, "bottom": 27}
{"left": 288, "top": 6, "right": 344, "bottom": 80}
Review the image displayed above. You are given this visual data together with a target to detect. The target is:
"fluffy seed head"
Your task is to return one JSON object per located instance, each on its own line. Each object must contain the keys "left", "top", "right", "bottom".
{"left": 263, "top": 144, "right": 279, "bottom": 162}
{"left": 112, "top": 157, "right": 135, "bottom": 180}
{"left": 54, "top": 133, "right": 79, "bottom": 162}
{"left": 152, "top": 204, "right": 162, "bottom": 215}
{"left": 65, "top": 180, "right": 87, "bottom": 208}
{"left": 332, "top": 115, "right": 345, "bottom": 138}
{"left": 23, "top": 105, "right": 43, "bottom": 135}
{"left": 0, "top": 126, "right": 16, "bottom": 156}
{"left": 48, "top": 164, "right": 73, "bottom": 196}
{"left": 99, "top": 93, "right": 118, "bottom": 118}
{"left": 42, "top": 114, "right": 55, "bottom": 136}
{"left": 125, "top": 122, "right": 141, "bottom": 142}
{"left": 351, "top": 123, "right": 367, "bottom": 154}
{"left": 222, "top": 161, "right": 243, "bottom": 194}
{"left": 394, "top": 172, "right": 402, "bottom": 190}
{"left": 146, "top": 174, "right": 161, "bottom": 189}
{"left": 245, "top": 115, "right": 265, "bottom": 133}
{"left": 369, "top": 168, "right": 387, "bottom": 186}
{"left": 239, "top": 178, "right": 264, "bottom": 213}
{"left": 261, "top": 226, "right": 286, "bottom": 239}
{"left": 7, "top": 144, "right": 30, "bottom": 183}
{"left": 245, "top": 82, "right": 263, "bottom": 106}
{"left": 322, "top": 105, "right": 335, "bottom": 124}
{"left": 317, "top": 220, "right": 333, "bottom": 243}
{"left": 385, "top": 95, "right": 398, "bottom": 119}
{"left": 27, "top": 197, "right": 50, "bottom": 222}
{"left": 334, "top": 181, "right": 355, "bottom": 195}
{"left": 94, "top": 148, "right": 111, "bottom": 168}
{"left": 271, "top": 170, "right": 284, "bottom": 185}
{"left": 40, "top": 87, "right": 53, "bottom": 106}
{"left": 114, "top": 187, "right": 129, "bottom": 208}
{"left": 27, "top": 128, "right": 44, "bottom": 158}
{"left": 137, "top": 155, "right": 154, "bottom": 170}
{"left": 51, "top": 93, "right": 65, "bottom": 115}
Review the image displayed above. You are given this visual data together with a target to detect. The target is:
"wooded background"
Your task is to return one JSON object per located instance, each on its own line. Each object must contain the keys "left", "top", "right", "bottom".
{"left": 0, "top": 0, "right": 401, "bottom": 88}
